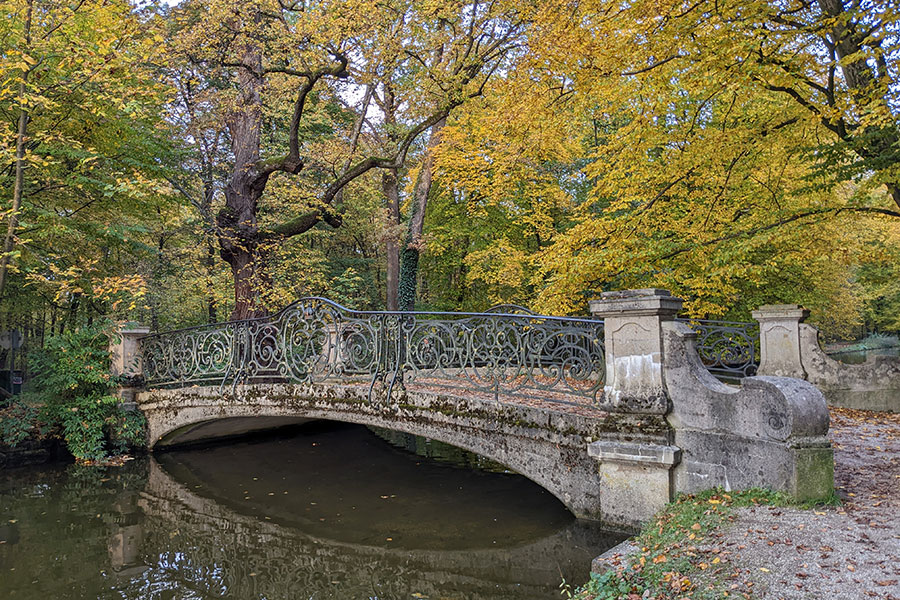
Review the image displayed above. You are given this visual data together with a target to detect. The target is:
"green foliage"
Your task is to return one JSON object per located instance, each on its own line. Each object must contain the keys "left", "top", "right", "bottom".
{"left": 575, "top": 489, "right": 791, "bottom": 600}
{"left": 28, "top": 323, "right": 116, "bottom": 399}
{"left": 26, "top": 322, "right": 145, "bottom": 462}
{"left": 328, "top": 267, "right": 367, "bottom": 309}
{"left": 106, "top": 407, "right": 148, "bottom": 456}
{"left": 56, "top": 393, "right": 117, "bottom": 463}
{"left": 0, "top": 399, "right": 37, "bottom": 446}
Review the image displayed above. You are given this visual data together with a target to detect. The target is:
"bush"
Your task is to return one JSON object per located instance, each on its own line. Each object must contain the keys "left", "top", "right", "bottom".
{"left": 0, "top": 399, "right": 38, "bottom": 447}
{"left": 26, "top": 321, "right": 146, "bottom": 462}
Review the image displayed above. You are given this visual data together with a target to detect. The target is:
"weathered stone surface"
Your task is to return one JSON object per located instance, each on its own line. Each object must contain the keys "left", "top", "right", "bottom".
{"left": 662, "top": 321, "right": 833, "bottom": 502}
{"left": 590, "top": 289, "right": 683, "bottom": 415}
{"left": 137, "top": 382, "right": 662, "bottom": 530}
{"left": 109, "top": 326, "right": 150, "bottom": 378}
{"left": 110, "top": 325, "right": 150, "bottom": 405}
{"left": 587, "top": 440, "right": 680, "bottom": 466}
{"left": 797, "top": 323, "right": 900, "bottom": 413}
{"left": 588, "top": 439, "right": 680, "bottom": 524}
{"left": 754, "top": 306, "right": 900, "bottom": 412}
{"left": 752, "top": 305, "right": 809, "bottom": 379}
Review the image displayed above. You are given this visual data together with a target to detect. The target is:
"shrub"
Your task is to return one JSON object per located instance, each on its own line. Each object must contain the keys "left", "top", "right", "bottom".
{"left": 0, "top": 399, "right": 38, "bottom": 447}
{"left": 27, "top": 321, "right": 146, "bottom": 462}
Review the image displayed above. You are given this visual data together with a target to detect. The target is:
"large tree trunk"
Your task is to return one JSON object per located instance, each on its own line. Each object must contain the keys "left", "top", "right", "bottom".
{"left": 205, "top": 238, "right": 217, "bottom": 323}
{"left": 219, "top": 44, "right": 265, "bottom": 321}
{"left": 398, "top": 118, "right": 445, "bottom": 311}
{"left": 0, "top": 0, "right": 33, "bottom": 301}
{"left": 383, "top": 169, "right": 401, "bottom": 311}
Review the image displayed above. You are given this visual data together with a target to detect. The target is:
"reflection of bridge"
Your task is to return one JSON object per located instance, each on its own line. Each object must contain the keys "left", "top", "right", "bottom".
{"left": 126, "top": 289, "right": 835, "bottom": 530}
{"left": 128, "top": 459, "right": 620, "bottom": 600}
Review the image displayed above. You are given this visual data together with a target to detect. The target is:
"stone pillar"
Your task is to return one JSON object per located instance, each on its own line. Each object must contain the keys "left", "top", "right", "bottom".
{"left": 751, "top": 305, "right": 809, "bottom": 378}
{"left": 589, "top": 288, "right": 683, "bottom": 414}
{"left": 588, "top": 289, "right": 683, "bottom": 528}
{"left": 109, "top": 325, "right": 150, "bottom": 407}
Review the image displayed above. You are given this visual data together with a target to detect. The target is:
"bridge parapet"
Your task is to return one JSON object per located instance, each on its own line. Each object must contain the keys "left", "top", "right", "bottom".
{"left": 140, "top": 298, "right": 606, "bottom": 409}
{"left": 753, "top": 304, "right": 900, "bottom": 412}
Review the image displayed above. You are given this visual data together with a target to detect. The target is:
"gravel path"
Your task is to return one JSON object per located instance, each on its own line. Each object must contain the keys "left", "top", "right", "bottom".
{"left": 715, "top": 408, "right": 900, "bottom": 600}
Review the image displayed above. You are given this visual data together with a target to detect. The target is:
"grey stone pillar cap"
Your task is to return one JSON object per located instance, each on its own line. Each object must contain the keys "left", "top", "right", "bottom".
{"left": 589, "top": 288, "right": 683, "bottom": 317}
{"left": 751, "top": 305, "right": 809, "bottom": 321}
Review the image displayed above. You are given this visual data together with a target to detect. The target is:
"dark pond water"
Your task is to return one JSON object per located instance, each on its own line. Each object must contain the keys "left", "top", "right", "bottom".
{"left": 0, "top": 421, "right": 623, "bottom": 599}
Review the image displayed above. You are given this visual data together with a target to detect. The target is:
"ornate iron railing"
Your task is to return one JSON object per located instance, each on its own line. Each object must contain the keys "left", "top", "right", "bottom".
{"left": 678, "top": 318, "right": 759, "bottom": 380}
{"left": 142, "top": 298, "right": 606, "bottom": 407}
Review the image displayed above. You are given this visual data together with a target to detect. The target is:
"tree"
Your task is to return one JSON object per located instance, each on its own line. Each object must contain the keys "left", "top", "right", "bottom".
{"left": 0, "top": 0, "right": 173, "bottom": 327}
{"left": 424, "top": 0, "right": 900, "bottom": 323}
{"left": 171, "top": 0, "right": 526, "bottom": 319}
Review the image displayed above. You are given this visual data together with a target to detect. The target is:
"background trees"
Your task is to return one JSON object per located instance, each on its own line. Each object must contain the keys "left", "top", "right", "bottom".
{"left": 0, "top": 0, "right": 175, "bottom": 372}
{"left": 1, "top": 0, "right": 898, "bottom": 375}
{"left": 164, "top": 0, "right": 527, "bottom": 319}
{"left": 427, "top": 0, "right": 900, "bottom": 329}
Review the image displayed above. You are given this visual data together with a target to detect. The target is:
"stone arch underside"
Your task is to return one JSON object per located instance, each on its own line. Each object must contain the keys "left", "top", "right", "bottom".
{"left": 136, "top": 382, "right": 655, "bottom": 525}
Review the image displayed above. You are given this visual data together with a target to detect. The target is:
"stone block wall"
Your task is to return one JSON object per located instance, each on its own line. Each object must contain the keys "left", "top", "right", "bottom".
{"left": 589, "top": 290, "right": 834, "bottom": 523}
{"left": 754, "top": 305, "right": 900, "bottom": 413}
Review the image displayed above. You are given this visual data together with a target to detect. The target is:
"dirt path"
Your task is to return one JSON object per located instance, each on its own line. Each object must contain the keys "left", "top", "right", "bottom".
{"left": 716, "top": 408, "right": 900, "bottom": 600}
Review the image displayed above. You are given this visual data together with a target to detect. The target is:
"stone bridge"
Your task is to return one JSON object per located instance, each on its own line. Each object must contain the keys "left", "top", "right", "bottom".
{"left": 120, "top": 289, "right": 835, "bottom": 531}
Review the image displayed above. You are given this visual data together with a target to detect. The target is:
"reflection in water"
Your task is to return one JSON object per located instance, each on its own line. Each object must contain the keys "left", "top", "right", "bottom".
{"left": 0, "top": 421, "right": 623, "bottom": 599}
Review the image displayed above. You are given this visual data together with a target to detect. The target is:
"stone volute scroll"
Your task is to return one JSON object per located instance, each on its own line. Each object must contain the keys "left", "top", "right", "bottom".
{"left": 662, "top": 320, "right": 833, "bottom": 502}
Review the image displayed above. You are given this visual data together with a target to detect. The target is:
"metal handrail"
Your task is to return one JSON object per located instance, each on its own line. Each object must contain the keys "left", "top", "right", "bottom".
{"left": 142, "top": 298, "right": 606, "bottom": 407}
{"left": 141, "top": 298, "right": 760, "bottom": 405}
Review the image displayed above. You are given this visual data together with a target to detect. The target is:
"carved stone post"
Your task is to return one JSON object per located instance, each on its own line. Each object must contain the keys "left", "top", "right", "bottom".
{"left": 587, "top": 289, "right": 683, "bottom": 528}
{"left": 751, "top": 305, "right": 809, "bottom": 378}
{"left": 589, "top": 288, "right": 683, "bottom": 414}
{"left": 109, "top": 325, "right": 150, "bottom": 408}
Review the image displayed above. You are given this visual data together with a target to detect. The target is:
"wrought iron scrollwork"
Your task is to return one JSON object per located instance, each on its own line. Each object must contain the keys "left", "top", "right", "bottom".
{"left": 142, "top": 298, "right": 606, "bottom": 407}
{"left": 678, "top": 318, "right": 759, "bottom": 379}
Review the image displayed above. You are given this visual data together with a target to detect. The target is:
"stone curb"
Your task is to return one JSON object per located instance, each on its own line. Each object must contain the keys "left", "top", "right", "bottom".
{"left": 591, "top": 539, "right": 638, "bottom": 574}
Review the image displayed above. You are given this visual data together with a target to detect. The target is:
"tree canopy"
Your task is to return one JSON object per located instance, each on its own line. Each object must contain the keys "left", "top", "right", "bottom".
{"left": 1, "top": 0, "right": 898, "bottom": 359}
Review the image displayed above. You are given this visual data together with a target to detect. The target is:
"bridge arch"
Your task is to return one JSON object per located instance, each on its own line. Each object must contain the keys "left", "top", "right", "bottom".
{"left": 137, "top": 382, "right": 629, "bottom": 523}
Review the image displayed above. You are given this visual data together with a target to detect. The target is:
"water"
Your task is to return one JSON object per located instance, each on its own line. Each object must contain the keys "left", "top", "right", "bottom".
{"left": 1, "top": 421, "right": 623, "bottom": 599}
{"left": 829, "top": 346, "right": 900, "bottom": 364}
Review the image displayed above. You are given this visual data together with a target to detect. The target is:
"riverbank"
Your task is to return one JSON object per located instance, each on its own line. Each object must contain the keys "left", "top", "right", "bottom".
{"left": 584, "top": 407, "right": 900, "bottom": 599}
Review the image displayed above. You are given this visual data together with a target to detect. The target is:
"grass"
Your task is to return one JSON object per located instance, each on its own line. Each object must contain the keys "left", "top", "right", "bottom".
{"left": 828, "top": 332, "right": 899, "bottom": 354}
{"left": 570, "top": 488, "right": 831, "bottom": 600}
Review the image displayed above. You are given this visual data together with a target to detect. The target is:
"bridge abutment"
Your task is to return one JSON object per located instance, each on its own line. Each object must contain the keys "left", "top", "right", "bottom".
{"left": 589, "top": 289, "right": 833, "bottom": 524}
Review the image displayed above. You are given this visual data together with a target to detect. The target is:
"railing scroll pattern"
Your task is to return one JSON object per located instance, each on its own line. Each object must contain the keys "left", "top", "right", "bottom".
{"left": 679, "top": 318, "right": 759, "bottom": 380}
{"left": 142, "top": 299, "right": 606, "bottom": 407}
